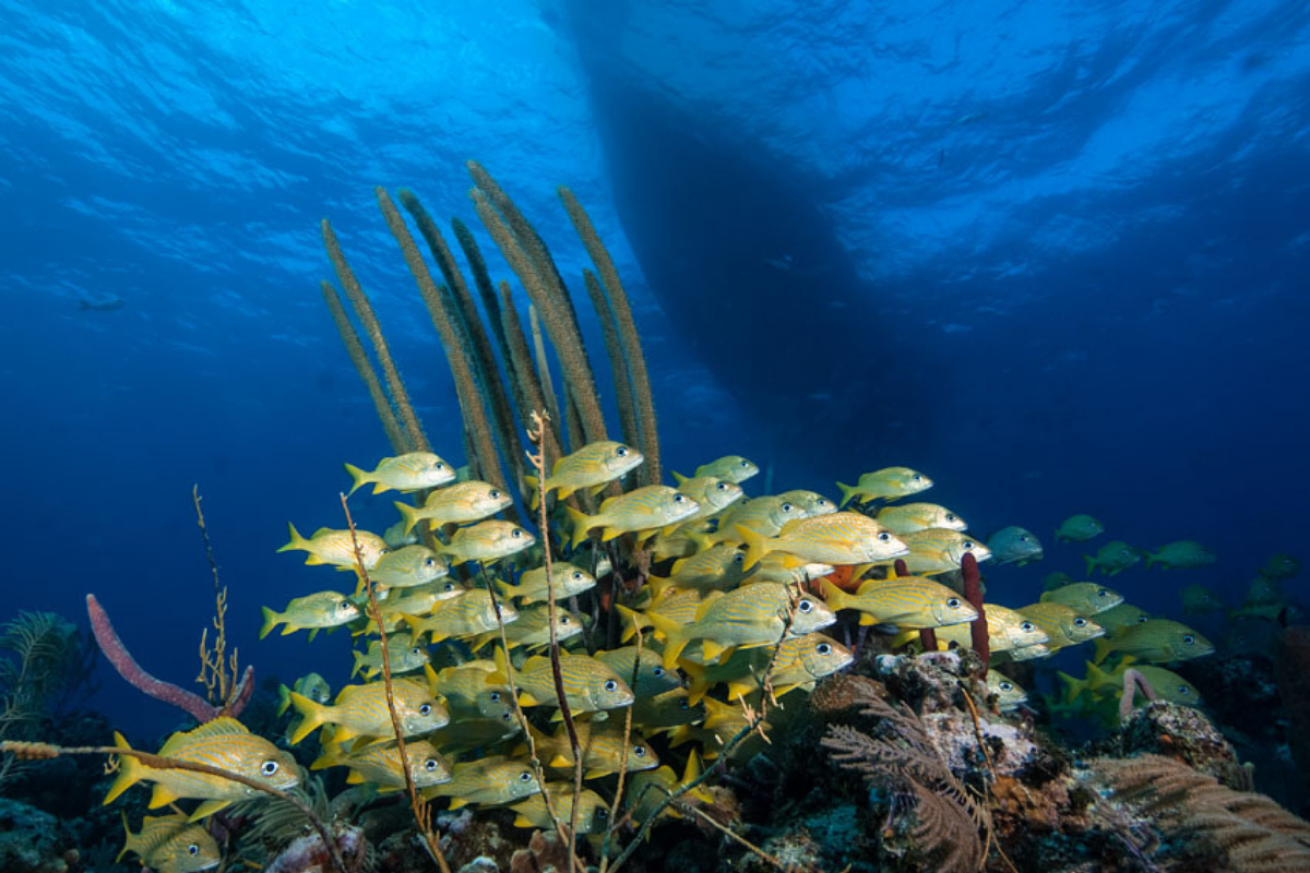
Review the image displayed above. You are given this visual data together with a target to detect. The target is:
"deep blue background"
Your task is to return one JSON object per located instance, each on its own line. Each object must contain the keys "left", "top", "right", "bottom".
{"left": 1, "top": 0, "right": 1306, "bottom": 736}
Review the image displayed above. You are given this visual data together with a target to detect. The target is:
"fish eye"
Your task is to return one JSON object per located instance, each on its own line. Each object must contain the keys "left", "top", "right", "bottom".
{"left": 1097, "top": 589, "right": 1109, "bottom": 597}
{"left": 963, "top": 541, "right": 975, "bottom": 550}
{"left": 1121, "top": 550, "right": 1131, "bottom": 558}
{"left": 488, "top": 690, "right": 501, "bottom": 703}
{"left": 424, "top": 758, "right": 439, "bottom": 771}
{"left": 435, "top": 463, "right": 446, "bottom": 470}
{"left": 733, "top": 553, "right": 745, "bottom": 564}
{"left": 490, "top": 489, "right": 501, "bottom": 498}
{"left": 634, "top": 745, "right": 646, "bottom": 756}
{"left": 912, "top": 474, "right": 922, "bottom": 481}
{"left": 946, "top": 598, "right": 962, "bottom": 609}
{"left": 261, "top": 760, "right": 280, "bottom": 777}
{"left": 520, "top": 771, "right": 533, "bottom": 781}
{"left": 679, "top": 699, "right": 689, "bottom": 709}
{"left": 411, "top": 647, "right": 423, "bottom": 656}
{"left": 1183, "top": 634, "right": 1195, "bottom": 645}
{"left": 604, "top": 680, "right": 619, "bottom": 692}
{"left": 511, "top": 528, "right": 523, "bottom": 538}
{"left": 716, "top": 482, "right": 728, "bottom": 491}
{"left": 817, "top": 643, "right": 832, "bottom": 655}
{"left": 878, "top": 532, "right": 891, "bottom": 542}
{"left": 946, "top": 514, "right": 957, "bottom": 522}
{"left": 999, "top": 682, "right": 1013, "bottom": 691}
{"left": 1137, "top": 616, "right": 1149, "bottom": 623}
{"left": 561, "top": 616, "right": 572, "bottom": 624}
{"left": 616, "top": 446, "right": 630, "bottom": 457}
{"left": 1179, "top": 685, "right": 1191, "bottom": 695}
{"left": 188, "top": 844, "right": 199, "bottom": 855}
{"left": 739, "top": 460, "right": 749, "bottom": 467}
{"left": 572, "top": 571, "right": 583, "bottom": 581}
{"left": 781, "top": 502, "right": 795, "bottom": 513}
{"left": 1020, "top": 621, "right": 1036, "bottom": 633}
{"left": 653, "top": 666, "right": 665, "bottom": 677}
{"left": 1020, "top": 535, "right": 1030, "bottom": 542}
{"left": 339, "top": 601, "right": 352, "bottom": 610}
{"left": 674, "top": 494, "right": 686, "bottom": 503}
{"left": 501, "top": 712, "right": 513, "bottom": 722}
{"left": 420, "top": 704, "right": 432, "bottom": 716}
{"left": 1074, "top": 618, "right": 1087, "bottom": 627}
{"left": 798, "top": 599, "right": 815, "bottom": 614}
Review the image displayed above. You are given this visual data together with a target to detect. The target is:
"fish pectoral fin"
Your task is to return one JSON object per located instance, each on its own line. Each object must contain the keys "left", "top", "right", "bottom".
{"left": 187, "top": 799, "right": 232, "bottom": 823}
{"left": 858, "top": 614, "right": 878, "bottom": 626}
{"left": 549, "top": 755, "right": 571, "bottom": 768}
{"left": 513, "top": 815, "right": 535, "bottom": 828}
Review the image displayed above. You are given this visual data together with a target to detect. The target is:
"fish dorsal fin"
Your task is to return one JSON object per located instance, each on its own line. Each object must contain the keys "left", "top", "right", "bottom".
{"left": 160, "top": 717, "right": 248, "bottom": 753}
{"left": 672, "top": 471, "right": 689, "bottom": 485}
{"left": 312, "top": 527, "right": 335, "bottom": 537}
{"left": 692, "top": 591, "right": 725, "bottom": 622}
{"left": 523, "top": 655, "right": 551, "bottom": 671}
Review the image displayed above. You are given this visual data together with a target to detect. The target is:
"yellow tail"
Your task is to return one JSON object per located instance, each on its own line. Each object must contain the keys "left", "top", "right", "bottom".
{"left": 102, "top": 732, "right": 145, "bottom": 805}
{"left": 818, "top": 578, "right": 849, "bottom": 612}
{"left": 615, "top": 604, "right": 645, "bottom": 644}
{"left": 344, "top": 462, "right": 371, "bottom": 497}
{"left": 565, "top": 506, "right": 595, "bottom": 550}
{"left": 259, "top": 606, "right": 282, "bottom": 640}
{"left": 288, "top": 692, "right": 330, "bottom": 745}
{"left": 276, "top": 522, "right": 309, "bottom": 553}
{"left": 646, "top": 611, "right": 689, "bottom": 671}
{"left": 524, "top": 475, "right": 541, "bottom": 511}
{"left": 736, "top": 525, "right": 772, "bottom": 571}
{"left": 836, "top": 482, "right": 858, "bottom": 507}
{"left": 394, "top": 501, "right": 421, "bottom": 535}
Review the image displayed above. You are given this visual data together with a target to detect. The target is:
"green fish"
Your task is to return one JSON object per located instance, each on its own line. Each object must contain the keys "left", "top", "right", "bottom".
{"left": 104, "top": 719, "right": 299, "bottom": 821}
{"left": 646, "top": 582, "right": 838, "bottom": 669}
{"left": 690, "top": 455, "right": 759, "bottom": 483}
{"left": 1260, "top": 553, "right": 1301, "bottom": 581}
{"left": 288, "top": 677, "right": 448, "bottom": 744}
{"left": 630, "top": 688, "right": 707, "bottom": 733}
{"left": 324, "top": 740, "right": 451, "bottom": 790}
{"left": 426, "top": 713, "right": 521, "bottom": 754}
{"left": 511, "top": 784, "right": 610, "bottom": 833}
{"left": 775, "top": 490, "right": 839, "bottom": 517}
{"left": 494, "top": 562, "right": 597, "bottom": 604}
{"left": 1055, "top": 514, "right": 1104, "bottom": 542}
{"left": 439, "top": 520, "right": 535, "bottom": 565}
{"left": 1092, "top": 619, "right": 1214, "bottom": 665}
{"left": 1039, "top": 582, "right": 1124, "bottom": 615}
{"left": 424, "top": 755, "right": 541, "bottom": 808}
{"left": 531, "top": 721, "right": 660, "bottom": 779}
{"left": 820, "top": 576, "right": 977, "bottom": 629}
{"left": 566, "top": 485, "right": 700, "bottom": 548}
{"left": 1180, "top": 584, "right": 1224, "bottom": 616}
{"left": 1017, "top": 602, "right": 1103, "bottom": 650}
{"left": 1083, "top": 540, "right": 1141, "bottom": 576}
{"left": 277, "top": 523, "right": 389, "bottom": 570}
{"left": 627, "top": 753, "right": 711, "bottom": 829}
{"left": 650, "top": 544, "right": 755, "bottom": 595}
{"left": 836, "top": 466, "right": 932, "bottom": 507}
{"left": 592, "top": 646, "right": 682, "bottom": 697}
{"left": 1058, "top": 659, "right": 1202, "bottom": 709}
{"left": 1042, "top": 571, "right": 1074, "bottom": 592}
{"left": 493, "top": 648, "right": 635, "bottom": 714}
{"left": 1096, "top": 603, "right": 1153, "bottom": 636}
{"left": 259, "top": 591, "right": 359, "bottom": 641}
{"left": 875, "top": 502, "right": 967, "bottom": 535}
{"left": 345, "top": 452, "right": 455, "bottom": 496}
{"left": 671, "top": 475, "right": 747, "bottom": 521}
{"left": 394, "top": 481, "right": 514, "bottom": 534}
{"left": 987, "top": 526, "right": 1044, "bottom": 566}
{"left": 986, "top": 671, "right": 1028, "bottom": 713}
{"left": 739, "top": 511, "right": 909, "bottom": 570}
{"left": 369, "top": 545, "right": 450, "bottom": 591}
{"left": 351, "top": 633, "right": 430, "bottom": 679}
{"left": 118, "top": 813, "right": 221, "bottom": 873}
{"left": 1145, "top": 540, "right": 1216, "bottom": 570}
{"left": 402, "top": 590, "right": 519, "bottom": 643}
{"left": 896, "top": 528, "right": 992, "bottom": 576}
{"left": 524, "top": 440, "right": 644, "bottom": 508}
{"left": 277, "top": 672, "right": 331, "bottom": 716}
{"left": 368, "top": 579, "right": 469, "bottom": 633}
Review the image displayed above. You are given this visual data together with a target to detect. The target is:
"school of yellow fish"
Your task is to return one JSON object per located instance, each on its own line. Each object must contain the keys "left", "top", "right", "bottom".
{"left": 105, "top": 445, "right": 1227, "bottom": 866}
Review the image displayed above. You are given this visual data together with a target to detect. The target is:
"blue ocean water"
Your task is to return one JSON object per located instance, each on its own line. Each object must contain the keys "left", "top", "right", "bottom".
{"left": 1, "top": 0, "right": 1306, "bottom": 738}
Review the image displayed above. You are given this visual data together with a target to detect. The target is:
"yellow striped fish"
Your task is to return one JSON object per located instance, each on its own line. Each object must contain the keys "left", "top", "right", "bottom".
{"left": 776, "top": 490, "right": 839, "bottom": 516}
{"left": 987, "top": 671, "right": 1028, "bottom": 712}
{"left": 438, "top": 520, "right": 535, "bottom": 565}
{"left": 739, "top": 511, "right": 909, "bottom": 570}
{"left": 345, "top": 452, "right": 456, "bottom": 496}
{"left": 918, "top": 604, "right": 1049, "bottom": 653}
{"left": 875, "top": 502, "right": 967, "bottom": 535}
{"left": 425, "top": 661, "right": 513, "bottom": 719}
{"left": 471, "top": 603, "right": 584, "bottom": 652}
{"left": 566, "top": 485, "right": 700, "bottom": 548}
{"left": 531, "top": 721, "right": 660, "bottom": 779}
{"left": 617, "top": 588, "right": 706, "bottom": 643}
{"left": 895, "top": 528, "right": 991, "bottom": 575}
{"left": 104, "top": 719, "right": 299, "bottom": 822}
{"left": 511, "top": 784, "right": 610, "bottom": 833}
{"left": 351, "top": 633, "right": 430, "bottom": 680}
{"left": 627, "top": 753, "right": 711, "bottom": 830}
{"left": 708, "top": 496, "right": 805, "bottom": 543}
{"left": 820, "top": 576, "right": 977, "bottom": 629}
{"left": 749, "top": 555, "right": 835, "bottom": 585}
{"left": 1091, "top": 619, "right": 1214, "bottom": 665}
{"left": 524, "top": 440, "right": 644, "bottom": 508}
{"left": 402, "top": 590, "right": 519, "bottom": 643}
{"left": 650, "top": 544, "right": 754, "bottom": 595}
{"left": 327, "top": 740, "right": 451, "bottom": 790}
{"left": 494, "top": 562, "right": 597, "bottom": 604}
{"left": 424, "top": 755, "right": 541, "bottom": 808}
{"left": 691, "top": 455, "right": 759, "bottom": 483}
{"left": 277, "top": 524, "right": 389, "bottom": 569}
{"left": 118, "top": 813, "right": 220, "bottom": 873}
{"left": 369, "top": 545, "right": 450, "bottom": 591}
{"left": 1018, "top": 602, "right": 1104, "bottom": 650}
{"left": 365, "top": 579, "right": 468, "bottom": 634}
{"left": 630, "top": 688, "right": 706, "bottom": 733}
{"left": 669, "top": 474, "right": 746, "bottom": 521}
{"left": 681, "top": 632, "right": 852, "bottom": 704}
{"left": 1039, "top": 583, "right": 1124, "bottom": 615}
{"left": 259, "top": 591, "right": 359, "bottom": 641}
{"left": 592, "top": 646, "right": 682, "bottom": 697}
{"left": 288, "top": 677, "right": 448, "bottom": 744}
{"left": 836, "top": 466, "right": 933, "bottom": 507}
{"left": 646, "top": 582, "right": 838, "bottom": 669}
{"left": 492, "top": 648, "right": 634, "bottom": 713}
{"left": 394, "top": 480, "right": 513, "bottom": 534}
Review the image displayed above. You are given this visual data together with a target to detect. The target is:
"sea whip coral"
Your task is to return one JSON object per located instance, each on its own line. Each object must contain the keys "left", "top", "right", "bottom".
{"left": 86, "top": 594, "right": 252, "bottom": 722}
{"left": 961, "top": 553, "right": 989, "bottom": 670}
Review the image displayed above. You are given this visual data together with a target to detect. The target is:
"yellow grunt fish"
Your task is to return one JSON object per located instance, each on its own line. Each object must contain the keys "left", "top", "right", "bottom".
{"left": 617, "top": 588, "right": 706, "bottom": 644}
{"left": 104, "top": 719, "right": 299, "bottom": 821}
{"left": 875, "top": 503, "right": 967, "bottom": 535}
{"left": 524, "top": 440, "right": 644, "bottom": 508}
{"left": 492, "top": 648, "right": 634, "bottom": 714}
{"left": 1096, "top": 603, "right": 1153, "bottom": 636}
{"left": 511, "top": 784, "right": 610, "bottom": 833}
{"left": 345, "top": 452, "right": 455, "bottom": 496}
{"left": 394, "top": 481, "right": 514, "bottom": 534}
{"left": 681, "top": 632, "right": 853, "bottom": 704}
{"left": 670, "top": 474, "right": 746, "bottom": 521}
{"left": 425, "top": 755, "right": 540, "bottom": 808}
{"left": 914, "top": 604, "right": 1049, "bottom": 654}
{"left": 630, "top": 688, "right": 707, "bottom": 733}
{"left": 592, "top": 646, "right": 682, "bottom": 697}
{"left": 566, "top": 486, "right": 700, "bottom": 549}
{"left": 627, "top": 752, "right": 711, "bottom": 830}
{"left": 118, "top": 813, "right": 220, "bottom": 873}
{"left": 438, "top": 520, "right": 535, "bottom": 565}
{"left": 531, "top": 721, "right": 660, "bottom": 779}
{"left": 425, "top": 661, "right": 512, "bottom": 719}
{"left": 776, "top": 490, "right": 839, "bottom": 517}
{"left": 895, "top": 528, "right": 991, "bottom": 576}
{"left": 1060, "top": 659, "right": 1202, "bottom": 708}
{"left": 650, "top": 545, "right": 755, "bottom": 595}
{"left": 260, "top": 591, "right": 359, "bottom": 641}
{"left": 986, "top": 671, "right": 1028, "bottom": 713}
{"left": 471, "top": 603, "right": 583, "bottom": 652}
{"left": 277, "top": 672, "right": 331, "bottom": 716}
{"left": 495, "top": 562, "right": 597, "bottom": 604}
{"left": 646, "top": 582, "right": 838, "bottom": 669}
{"left": 749, "top": 555, "right": 835, "bottom": 585}
{"left": 277, "top": 524, "right": 389, "bottom": 570}
{"left": 351, "top": 633, "right": 430, "bottom": 680}
{"left": 369, "top": 545, "right": 450, "bottom": 591}
{"left": 1039, "top": 583, "right": 1124, "bottom": 615}
{"left": 691, "top": 455, "right": 759, "bottom": 483}
{"left": 1018, "top": 602, "right": 1103, "bottom": 650}
{"left": 324, "top": 740, "right": 450, "bottom": 790}
{"left": 708, "top": 496, "right": 806, "bottom": 543}
{"left": 738, "top": 511, "right": 909, "bottom": 570}
{"left": 1092, "top": 619, "right": 1214, "bottom": 665}
{"left": 820, "top": 576, "right": 977, "bottom": 629}
{"left": 837, "top": 467, "right": 932, "bottom": 507}
{"left": 366, "top": 579, "right": 469, "bottom": 634}
{"left": 402, "top": 590, "right": 519, "bottom": 643}
{"left": 288, "top": 677, "right": 448, "bottom": 744}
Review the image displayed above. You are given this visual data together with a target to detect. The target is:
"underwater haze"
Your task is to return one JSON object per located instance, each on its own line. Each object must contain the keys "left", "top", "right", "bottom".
{"left": 1, "top": 0, "right": 1307, "bottom": 737}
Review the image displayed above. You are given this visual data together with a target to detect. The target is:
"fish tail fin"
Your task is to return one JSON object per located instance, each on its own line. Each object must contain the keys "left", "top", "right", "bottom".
{"left": 1056, "top": 671, "right": 1086, "bottom": 703}
{"left": 683, "top": 750, "right": 713, "bottom": 805}
{"left": 681, "top": 661, "right": 709, "bottom": 706}
{"left": 819, "top": 578, "right": 849, "bottom": 611}
{"left": 736, "top": 525, "right": 772, "bottom": 570}
{"left": 672, "top": 471, "right": 689, "bottom": 485}
{"left": 288, "top": 692, "right": 329, "bottom": 744}
{"left": 395, "top": 501, "right": 421, "bottom": 535}
{"left": 1145, "top": 553, "right": 1159, "bottom": 569}
{"left": 350, "top": 649, "right": 366, "bottom": 679}
{"left": 565, "top": 506, "right": 594, "bottom": 550}
{"left": 103, "top": 732, "right": 144, "bottom": 805}
{"left": 116, "top": 811, "right": 135, "bottom": 861}
{"left": 276, "top": 683, "right": 292, "bottom": 716}
{"left": 524, "top": 475, "right": 541, "bottom": 510}
{"left": 259, "top": 606, "right": 281, "bottom": 640}
{"left": 344, "top": 463, "right": 370, "bottom": 497}
{"left": 1091, "top": 638, "right": 1112, "bottom": 666}
{"left": 647, "top": 575, "right": 674, "bottom": 601}
{"left": 277, "top": 522, "right": 308, "bottom": 553}
{"left": 836, "top": 482, "right": 857, "bottom": 508}
{"left": 1083, "top": 554, "right": 1096, "bottom": 577}
{"left": 490, "top": 646, "right": 515, "bottom": 686}
{"left": 615, "top": 604, "right": 644, "bottom": 644}
{"left": 646, "top": 612, "right": 687, "bottom": 670}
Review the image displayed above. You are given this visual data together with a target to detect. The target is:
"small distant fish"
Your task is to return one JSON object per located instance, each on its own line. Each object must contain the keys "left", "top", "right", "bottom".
{"left": 118, "top": 813, "right": 220, "bottom": 873}
{"left": 439, "top": 520, "right": 535, "bottom": 565}
{"left": 1092, "top": 619, "right": 1214, "bottom": 664}
{"left": 260, "top": 591, "right": 360, "bottom": 641}
{"left": 820, "top": 576, "right": 977, "bottom": 629}
{"left": 351, "top": 633, "right": 430, "bottom": 680}
{"left": 1260, "top": 553, "right": 1301, "bottom": 581}
{"left": 425, "top": 755, "right": 541, "bottom": 808}
{"left": 837, "top": 467, "right": 932, "bottom": 507}
{"left": 1017, "top": 602, "right": 1103, "bottom": 651}
{"left": 369, "top": 545, "right": 449, "bottom": 591}
{"left": 671, "top": 475, "right": 746, "bottom": 521}
{"left": 104, "top": 719, "right": 299, "bottom": 821}
{"left": 1055, "top": 514, "right": 1104, "bottom": 542}
{"left": 345, "top": 452, "right": 455, "bottom": 496}
{"left": 690, "top": 455, "right": 759, "bottom": 483}
{"left": 394, "top": 481, "right": 514, "bottom": 534}
{"left": 289, "top": 677, "right": 448, "bottom": 744}
{"left": 897, "top": 529, "right": 991, "bottom": 576}
{"left": 986, "top": 671, "right": 1028, "bottom": 713}
{"left": 277, "top": 672, "right": 331, "bottom": 716}
{"left": 1223, "top": 618, "right": 1280, "bottom": 660}
{"left": 738, "top": 511, "right": 909, "bottom": 570}
{"left": 277, "top": 524, "right": 389, "bottom": 570}
{"left": 566, "top": 486, "right": 700, "bottom": 548}
{"left": 875, "top": 503, "right": 967, "bottom": 535}
{"left": 987, "top": 526, "right": 1044, "bottom": 566}
{"left": 493, "top": 648, "right": 635, "bottom": 714}
{"left": 1180, "top": 584, "right": 1224, "bottom": 616}
{"left": 524, "top": 440, "right": 644, "bottom": 507}
{"left": 1040, "top": 583, "right": 1124, "bottom": 615}
{"left": 78, "top": 296, "right": 126, "bottom": 312}
{"left": 1243, "top": 575, "right": 1285, "bottom": 607}
{"left": 495, "top": 562, "right": 597, "bottom": 604}
{"left": 1145, "top": 540, "right": 1215, "bottom": 570}
{"left": 1083, "top": 540, "right": 1141, "bottom": 576}
{"left": 775, "top": 490, "right": 839, "bottom": 517}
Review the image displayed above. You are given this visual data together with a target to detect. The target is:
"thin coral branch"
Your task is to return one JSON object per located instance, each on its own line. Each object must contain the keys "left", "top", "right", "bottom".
{"left": 193, "top": 485, "right": 239, "bottom": 710}
{"left": 1119, "top": 668, "right": 1158, "bottom": 722}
